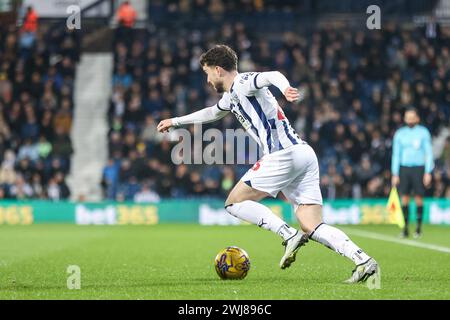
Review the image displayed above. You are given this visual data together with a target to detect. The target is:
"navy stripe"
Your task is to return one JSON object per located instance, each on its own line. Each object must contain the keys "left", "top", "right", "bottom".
{"left": 268, "top": 118, "right": 284, "bottom": 151}
{"left": 254, "top": 73, "right": 262, "bottom": 89}
{"left": 282, "top": 120, "right": 299, "bottom": 145}
{"left": 237, "top": 103, "right": 260, "bottom": 139}
{"left": 244, "top": 180, "right": 252, "bottom": 187}
{"left": 246, "top": 96, "right": 273, "bottom": 153}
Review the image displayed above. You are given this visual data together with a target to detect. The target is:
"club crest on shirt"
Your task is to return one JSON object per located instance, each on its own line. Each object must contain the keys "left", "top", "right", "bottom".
{"left": 239, "top": 72, "right": 255, "bottom": 84}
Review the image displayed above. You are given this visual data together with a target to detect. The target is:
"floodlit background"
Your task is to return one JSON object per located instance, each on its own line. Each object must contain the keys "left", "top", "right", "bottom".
{"left": 0, "top": 0, "right": 449, "bottom": 300}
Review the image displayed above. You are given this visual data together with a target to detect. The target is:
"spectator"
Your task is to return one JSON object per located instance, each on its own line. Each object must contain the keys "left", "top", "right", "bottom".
{"left": 10, "top": 175, "right": 33, "bottom": 199}
{"left": 115, "top": 1, "right": 137, "bottom": 47}
{"left": 356, "top": 156, "right": 378, "bottom": 193}
{"left": 102, "top": 158, "right": 120, "bottom": 199}
{"left": 21, "top": 6, "right": 38, "bottom": 33}
{"left": 31, "top": 173, "right": 44, "bottom": 198}
{"left": 0, "top": 150, "right": 17, "bottom": 187}
{"left": 17, "top": 139, "right": 39, "bottom": 162}
{"left": 134, "top": 183, "right": 160, "bottom": 203}
{"left": 19, "top": 6, "right": 38, "bottom": 56}
{"left": 37, "top": 135, "right": 52, "bottom": 159}
{"left": 113, "top": 64, "right": 133, "bottom": 89}
{"left": 52, "top": 126, "right": 73, "bottom": 162}
{"left": 220, "top": 166, "right": 235, "bottom": 196}
{"left": 55, "top": 172, "right": 70, "bottom": 199}
{"left": 441, "top": 137, "right": 450, "bottom": 167}
{"left": 0, "top": 186, "right": 6, "bottom": 199}
{"left": 47, "top": 177, "right": 61, "bottom": 201}
{"left": 53, "top": 99, "right": 72, "bottom": 134}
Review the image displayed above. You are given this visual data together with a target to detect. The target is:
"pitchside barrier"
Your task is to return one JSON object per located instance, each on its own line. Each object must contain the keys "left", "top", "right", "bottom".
{"left": 0, "top": 199, "right": 449, "bottom": 226}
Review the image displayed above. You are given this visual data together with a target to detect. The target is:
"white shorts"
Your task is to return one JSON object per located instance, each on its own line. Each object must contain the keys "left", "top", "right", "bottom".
{"left": 241, "top": 142, "right": 323, "bottom": 207}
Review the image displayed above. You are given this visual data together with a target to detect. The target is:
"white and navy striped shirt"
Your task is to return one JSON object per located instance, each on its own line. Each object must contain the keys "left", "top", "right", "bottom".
{"left": 216, "top": 72, "right": 303, "bottom": 155}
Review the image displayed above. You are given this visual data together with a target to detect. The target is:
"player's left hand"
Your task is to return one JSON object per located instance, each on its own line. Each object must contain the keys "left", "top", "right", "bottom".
{"left": 157, "top": 119, "right": 174, "bottom": 133}
{"left": 423, "top": 173, "right": 432, "bottom": 188}
{"left": 284, "top": 87, "right": 300, "bottom": 102}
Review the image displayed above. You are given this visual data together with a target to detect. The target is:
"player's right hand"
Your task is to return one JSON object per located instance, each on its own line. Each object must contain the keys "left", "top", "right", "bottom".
{"left": 284, "top": 87, "right": 300, "bottom": 102}
{"left": 157, "top": 119, "right": 174, "bottom": 133}
{"left": 391, "top": 175, "right": 400, "bottom": 187}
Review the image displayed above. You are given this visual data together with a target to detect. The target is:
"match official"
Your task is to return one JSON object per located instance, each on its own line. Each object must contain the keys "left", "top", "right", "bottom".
{"left": 391, "top": 108, "right": 434, "bottom": 238}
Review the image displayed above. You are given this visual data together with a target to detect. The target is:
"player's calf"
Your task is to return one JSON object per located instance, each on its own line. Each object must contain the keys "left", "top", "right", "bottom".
{"left": 295, "top": 204, "right": 378, "bottom": 279}
{"left": 294, "top": 204, "right": 324, "bottom": 234}
{"left": 225, "top": 200, "right": 298, "bottom": 240}
{"left": 309, "top": 223, "right": 372, "bottom": 265}
{"left": 225, "top": 200, "right": 308, "bottom": 270}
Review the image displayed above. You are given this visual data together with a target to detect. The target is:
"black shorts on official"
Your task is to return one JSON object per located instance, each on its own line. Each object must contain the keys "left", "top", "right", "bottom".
{"left": 398, "top": 166, "right": 425, "bottom": 196}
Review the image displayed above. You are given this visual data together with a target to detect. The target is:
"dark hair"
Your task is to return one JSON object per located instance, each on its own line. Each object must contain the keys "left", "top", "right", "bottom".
{"left": 199, "top": 45, "right": 238, "bottom": 71}
{"left": 405, "top": 107, "right": 419, "bottom": 115}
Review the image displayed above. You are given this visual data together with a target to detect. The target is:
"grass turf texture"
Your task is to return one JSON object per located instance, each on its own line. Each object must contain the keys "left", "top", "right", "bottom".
{"left": 0, "top": 224, "right": 449, "bottom": 299}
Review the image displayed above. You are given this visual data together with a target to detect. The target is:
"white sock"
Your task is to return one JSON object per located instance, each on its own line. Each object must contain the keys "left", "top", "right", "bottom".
{"left": 225, "top": 200, "right": 297, "bottom": 241}
{"left": 310, "top": 223, "right": 371, "bottom": 265}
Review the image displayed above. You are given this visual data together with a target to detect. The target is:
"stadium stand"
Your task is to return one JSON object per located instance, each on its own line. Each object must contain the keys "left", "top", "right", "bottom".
{"left": 0, "top": 1, "right": 448, "bottom": 202}
{"left": 0, "top": 16, "right": 80, "bottom": 200}
{"left": 103, "top": 0, "right": 449, "bottom": 202}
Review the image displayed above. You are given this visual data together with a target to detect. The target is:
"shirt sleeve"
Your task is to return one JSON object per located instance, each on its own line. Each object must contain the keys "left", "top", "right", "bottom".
{"left": 391, "top": 130, "right": 401, "bottom": 176}
{"left": 172, "top": 94, "right": 231, "bottom": 126}
{"left": 252, "top": 71, "right": 291, "bottom": 94}
{"left": 216, "top": 93, "right": 232, "bottom": 111}
{"left": 423, "top": 129, "right": 434, "bottom": 173}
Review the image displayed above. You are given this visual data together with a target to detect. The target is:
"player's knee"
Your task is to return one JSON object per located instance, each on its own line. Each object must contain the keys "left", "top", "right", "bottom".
{"left": 224, "top": 201, "right": 238, "bottom": 218}
{"left": 224, "top": 197, "right": 234, "bottom": 210}
{"left": 225, "top": 193, "right": 241, "bottom": 208}
{"left": 300, "top": 223, "right": 315, "bottom": 234}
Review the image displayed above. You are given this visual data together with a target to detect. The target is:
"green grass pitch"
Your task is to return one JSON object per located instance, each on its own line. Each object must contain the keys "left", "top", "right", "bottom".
{"left": 0, "top": 224, "right": 449, "bottom": 299}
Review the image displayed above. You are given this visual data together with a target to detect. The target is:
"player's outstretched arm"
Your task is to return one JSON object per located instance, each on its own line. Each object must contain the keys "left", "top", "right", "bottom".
{"left": 255, "top": 71, "right": 301, "bottom": 102}
{"left": 157, "top": 105, "right": 229, "bottom": 133}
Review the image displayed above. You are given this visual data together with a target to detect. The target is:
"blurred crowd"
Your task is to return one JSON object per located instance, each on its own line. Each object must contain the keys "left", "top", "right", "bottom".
{"left": 147, "top": 0, "right": 437, "bottom": 20}
{"left": 0, "top": 9, "right": 80, "bottom": 200}
{"left": 1, "top": 3, "right": 448, "bottom": 203}
{"left": 148, "top": 0, "right": 294, "bottom": 17}
{"left": 105, "top": 7, "right": 450, "bottom": 202}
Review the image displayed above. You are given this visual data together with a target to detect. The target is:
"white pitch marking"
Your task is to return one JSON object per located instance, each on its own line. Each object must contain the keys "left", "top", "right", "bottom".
{"left": 342, "top": 228, "right": 450, "bottom": 254}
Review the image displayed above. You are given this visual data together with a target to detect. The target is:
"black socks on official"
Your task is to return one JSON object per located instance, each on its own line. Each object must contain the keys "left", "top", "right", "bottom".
{"left": 416, "top": 206, "right": 423, "bottom": 234}
{"left": 402, "top": 205, "right": 423, "bottom": 236}
{"left": 402, "top": 205, "right": 409, "bottom": 237}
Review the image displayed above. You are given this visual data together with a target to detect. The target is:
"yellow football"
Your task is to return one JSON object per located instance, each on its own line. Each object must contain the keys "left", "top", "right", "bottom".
{"left": 214, "top": 246, "right": 251, "bottom": 280}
